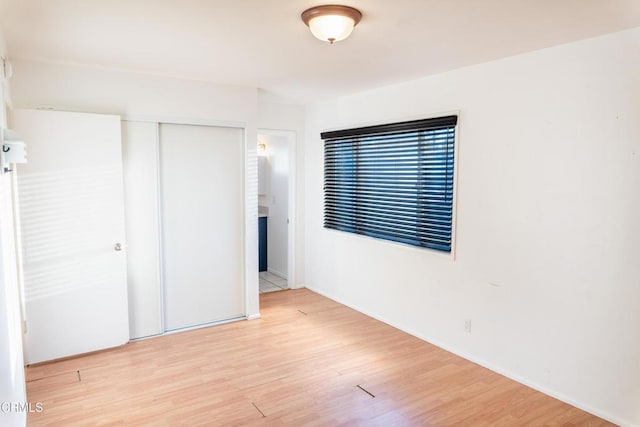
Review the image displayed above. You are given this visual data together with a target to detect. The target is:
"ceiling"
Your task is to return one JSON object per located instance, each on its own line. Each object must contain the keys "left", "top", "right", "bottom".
{"left": 1, "top": 0, "right": 639, "bottom": 104}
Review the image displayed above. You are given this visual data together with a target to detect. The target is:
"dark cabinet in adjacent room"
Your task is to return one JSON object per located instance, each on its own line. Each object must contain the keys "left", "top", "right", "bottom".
{"left": 259, "top": 216, "right": 267, "bottom": 272}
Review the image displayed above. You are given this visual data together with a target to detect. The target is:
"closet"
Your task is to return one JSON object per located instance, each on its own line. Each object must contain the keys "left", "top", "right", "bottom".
{"left": 123, "top": 121, "right": 245, "bottom": 338}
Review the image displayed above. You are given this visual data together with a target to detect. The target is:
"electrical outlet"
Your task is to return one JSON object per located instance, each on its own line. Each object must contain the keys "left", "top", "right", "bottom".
{"left": 464, "top": 319, "right": 472, "bottom": 333}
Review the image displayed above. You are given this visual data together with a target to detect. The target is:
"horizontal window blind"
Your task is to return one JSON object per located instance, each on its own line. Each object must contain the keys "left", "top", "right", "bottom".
{"left": 322, "top": 115, "right": 457, "bottom": 252}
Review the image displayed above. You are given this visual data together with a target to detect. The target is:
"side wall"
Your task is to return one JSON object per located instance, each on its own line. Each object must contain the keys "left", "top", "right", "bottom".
{"left": 0, "top": 27, "right": 28, "bottom": 427}
{"left": 305, "top": 28, "right": 640, "bottom": 426}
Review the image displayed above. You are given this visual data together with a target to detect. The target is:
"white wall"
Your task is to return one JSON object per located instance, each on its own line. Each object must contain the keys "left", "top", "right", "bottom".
{"left": 0, "top": 27, "right": 27, "bottom": 427}
{"left": 258, "top": 134, "right": 289, "bottom": 279}
{"left": 305, "top": 28, "right": 640, "bottom": 426}
{"left": 9, "top": 60, "right": 257, "bottom": 123}
{"left": 0, "top": 30, "right": 8, "bottom": 128}
{"left": 0, "top": 173, "right": 26, "bottom": 427}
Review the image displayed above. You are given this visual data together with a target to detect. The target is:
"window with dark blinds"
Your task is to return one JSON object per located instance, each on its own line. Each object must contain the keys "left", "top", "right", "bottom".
{"left": 322, "top": 115, "right": 457, "bottom": 252}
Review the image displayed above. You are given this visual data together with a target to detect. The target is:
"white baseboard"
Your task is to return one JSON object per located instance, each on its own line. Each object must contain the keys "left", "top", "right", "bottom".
{"left": 246, "top": 313, "right": 261, "bottom": 321}
{"left": 304, "top": 285, "right": 632, "bottom": 427}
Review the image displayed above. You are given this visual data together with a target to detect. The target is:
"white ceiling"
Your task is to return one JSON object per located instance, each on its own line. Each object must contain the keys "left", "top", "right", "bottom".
{"left": 1, "top": 0, "right": 639, "bottom": 104}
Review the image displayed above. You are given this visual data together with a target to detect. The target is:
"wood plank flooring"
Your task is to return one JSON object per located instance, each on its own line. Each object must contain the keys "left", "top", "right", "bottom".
{"left": 25, "top": 289, "right": 612, "bottom": 426}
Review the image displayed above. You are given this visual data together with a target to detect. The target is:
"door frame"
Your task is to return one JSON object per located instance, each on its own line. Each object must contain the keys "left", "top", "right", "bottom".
{"left": 257, "top": 128, "right": 297, "bottom": 290}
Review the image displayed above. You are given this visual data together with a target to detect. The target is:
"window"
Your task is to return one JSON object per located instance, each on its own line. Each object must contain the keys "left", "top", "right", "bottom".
{"left": 322, "top": 115, "right": 457, "bottom": 252}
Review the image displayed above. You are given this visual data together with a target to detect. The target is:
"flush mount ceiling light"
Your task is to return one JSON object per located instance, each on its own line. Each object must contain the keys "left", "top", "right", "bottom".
{"left": 301, "top": 5, "right": 362, "bottom": 44}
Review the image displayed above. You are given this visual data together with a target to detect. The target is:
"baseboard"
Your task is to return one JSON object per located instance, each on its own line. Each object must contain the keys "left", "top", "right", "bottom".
{"left": 246, "top": 313, "right": 261, "bottom": 321}
{"left": 304, "top": 285, "right": 632, "bottom": 427}
{"left": 290, "top": 283, "right": 305, "bottom": 290}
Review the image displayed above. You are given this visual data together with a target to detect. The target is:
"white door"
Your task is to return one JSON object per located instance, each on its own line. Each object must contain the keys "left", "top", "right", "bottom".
{"left": 160, "top": 123, "right": 244, "bottom": 331}
{"left": 10, "top": 109, "right": 129, "bottom": 364}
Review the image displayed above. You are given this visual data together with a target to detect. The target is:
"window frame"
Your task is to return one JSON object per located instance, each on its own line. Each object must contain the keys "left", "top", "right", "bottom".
{"left": 321, "top": 114, "right": 460, "bottom": 258}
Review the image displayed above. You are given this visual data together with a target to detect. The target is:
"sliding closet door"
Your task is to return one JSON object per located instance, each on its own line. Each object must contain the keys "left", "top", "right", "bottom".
{"left": 160, "top": 123, "right": 244, "bottom": 330}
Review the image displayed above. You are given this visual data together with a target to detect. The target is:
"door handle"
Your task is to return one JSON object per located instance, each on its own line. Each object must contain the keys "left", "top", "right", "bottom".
{"left": 114, "top": 243, "right": 123, "bottom": 252}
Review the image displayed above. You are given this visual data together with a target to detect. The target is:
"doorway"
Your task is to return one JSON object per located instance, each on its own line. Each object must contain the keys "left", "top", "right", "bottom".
{"left": 257, "top": 130, "right": 295, "bottom": 293}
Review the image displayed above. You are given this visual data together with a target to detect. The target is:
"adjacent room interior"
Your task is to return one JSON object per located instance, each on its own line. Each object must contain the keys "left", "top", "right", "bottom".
{"left": 0, "top": 1, "right": 639, "bottom": 426}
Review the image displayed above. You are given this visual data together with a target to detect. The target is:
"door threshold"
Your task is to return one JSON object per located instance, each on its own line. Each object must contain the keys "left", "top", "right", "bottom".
{"left": 130, "top": 315, "right": 246, "bottom": 342}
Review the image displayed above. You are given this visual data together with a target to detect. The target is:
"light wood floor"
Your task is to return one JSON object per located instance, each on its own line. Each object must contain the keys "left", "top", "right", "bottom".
{"left": 26, "top": 289, "right": 611, "bottom": 426}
